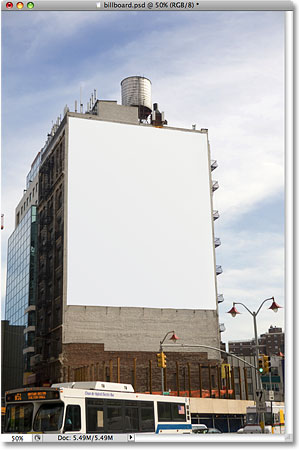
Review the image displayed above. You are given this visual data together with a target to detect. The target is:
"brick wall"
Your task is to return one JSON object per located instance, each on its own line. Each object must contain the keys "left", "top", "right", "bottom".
{"left": 60, "top": 343, "right": 221, "bottom": 394}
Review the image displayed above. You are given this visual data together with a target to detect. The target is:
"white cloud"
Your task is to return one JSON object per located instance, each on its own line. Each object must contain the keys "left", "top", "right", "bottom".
{"left": 217, "top": 230, "right": 284, "bottom": 341}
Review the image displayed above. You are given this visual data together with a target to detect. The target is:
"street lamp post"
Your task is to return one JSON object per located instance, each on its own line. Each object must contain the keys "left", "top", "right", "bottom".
{"left": 159, "top": 331, "right": 179, "bottom": 394}
{"left": 227, "top": 297, "right": 282, "bottom": 433}
{"left": 227, "top": 297, "right": 282, "bottom": 391}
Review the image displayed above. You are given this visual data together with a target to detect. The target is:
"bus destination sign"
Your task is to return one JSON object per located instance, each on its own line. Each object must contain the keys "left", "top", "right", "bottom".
{"left": 6, "top": 390, "right": 60, "bottom": 402}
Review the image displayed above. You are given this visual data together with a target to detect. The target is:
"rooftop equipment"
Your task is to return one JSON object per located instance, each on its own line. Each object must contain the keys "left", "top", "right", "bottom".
{"left": 121, "top": 76, "right": 152, "bottom": 121}
{"left": 151, "top": 102, "right": 167, "bottom": 127}
{"left": 51, "top": 381, "right": 134, "bottom": 392}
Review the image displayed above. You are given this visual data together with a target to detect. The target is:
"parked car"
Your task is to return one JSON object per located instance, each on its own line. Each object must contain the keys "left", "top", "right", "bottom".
{"left": 192, "top": 424, "right": 208, "bottom": 434}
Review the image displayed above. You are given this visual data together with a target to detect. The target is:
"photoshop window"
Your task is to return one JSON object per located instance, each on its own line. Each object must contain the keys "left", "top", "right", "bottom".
{"left": 1, "top": 0, "right": 293, "bottom": 444}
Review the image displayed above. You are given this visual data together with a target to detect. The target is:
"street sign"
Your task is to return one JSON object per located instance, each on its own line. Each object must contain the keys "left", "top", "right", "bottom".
{"left": 256, "top": 390, "right": 264, "bottom": 402}
{"left": 255, "top": 390, "right": 266, "bottom": 413}
{"left": 269, "top": 390, "right": 274, "bottom": 401}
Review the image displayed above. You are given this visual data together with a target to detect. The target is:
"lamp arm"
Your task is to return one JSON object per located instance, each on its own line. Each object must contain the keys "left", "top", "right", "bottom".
{"left": 256, "top": 297, "right": 274, "bottom": 315}
{"left": 160, "top": 330, "right": 175, "bottom": 347}
{"left": 234, "top": 302, "right": 253, "bottom": 316}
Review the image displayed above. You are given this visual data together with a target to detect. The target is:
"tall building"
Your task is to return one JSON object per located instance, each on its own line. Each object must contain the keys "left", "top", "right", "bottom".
{"left": 5, "top": 77, "right": 223, "bottom": 392}
{"left": 4, "top": 196, "right": 39, "bottom": 390}
{"left": 262, "top": 326, "right": 285, "bottom": 356}
{"left": 228, "top": 326, "right": 285, "bottom": 357}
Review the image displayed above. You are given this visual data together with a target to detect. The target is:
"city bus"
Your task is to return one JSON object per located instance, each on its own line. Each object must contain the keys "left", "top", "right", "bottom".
{"left": 4, "top": 381, "right": 191, "bottom": 435}
{"left": 243, "top": 403, "right": 285, "bottom": 434}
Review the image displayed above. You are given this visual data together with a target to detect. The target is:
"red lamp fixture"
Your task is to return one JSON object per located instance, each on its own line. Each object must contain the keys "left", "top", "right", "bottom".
{"left": 169, "top": 333, "right": 179, "bottom": 342}
{"left": 268, "top": 298, "right": 282, "bottom": 313}
{"left": 227, "top": 305, "right": 241, "bottom": 318}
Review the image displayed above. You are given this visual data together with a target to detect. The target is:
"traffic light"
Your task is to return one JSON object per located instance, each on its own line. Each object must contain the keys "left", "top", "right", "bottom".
{"left": 157, "top": 352, "right": 167, "bottom": 368}
{"left": 161, "top": 352, "right": 167, "bottom": 368}
{"left": 157, "top": 353, "right": 162, "bottom": 367}
{"left": 221, "top": 364, "right": 231, "bottom": 379}
{"left": 263, "top": 355, "right": 271, "bottom": 373}
{"left": 258, "top": 356, "right": 264, "bottom": 373}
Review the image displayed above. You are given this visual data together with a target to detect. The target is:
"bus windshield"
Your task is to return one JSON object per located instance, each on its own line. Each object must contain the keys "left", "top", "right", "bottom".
{"left": 33, "top": 403, "right": 64, "bottom": 432}
{"left": 6, "top": 403, "right": 34, "bottom": 433}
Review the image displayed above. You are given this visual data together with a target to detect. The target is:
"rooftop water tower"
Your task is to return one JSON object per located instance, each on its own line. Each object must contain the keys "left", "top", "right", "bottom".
{"left": 121, "top": 76, "right": 152, "bottom": 121}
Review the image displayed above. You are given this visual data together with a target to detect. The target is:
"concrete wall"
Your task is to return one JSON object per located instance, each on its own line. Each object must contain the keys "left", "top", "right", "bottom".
{"left": 190, "top": 397, "right": 255, "bottom": 414}
{"left": 97, "top": 101, "right": 139, "bottom": 124}
{"left": 63, "top": 305, "right": 220, "bottom": 360}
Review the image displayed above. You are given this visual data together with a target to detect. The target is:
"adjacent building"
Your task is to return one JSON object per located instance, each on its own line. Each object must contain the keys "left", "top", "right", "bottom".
{"left": 227, "top": 326, "right": 285, "bottom": 403}
{"left": 4, "top": 200, "right": 38, "bottom": 389}
{"left": 228, "top": 326, "right": 285, "bottom": 357}
{"left": 1, "top": 320, "right": 25, "bottom": 397}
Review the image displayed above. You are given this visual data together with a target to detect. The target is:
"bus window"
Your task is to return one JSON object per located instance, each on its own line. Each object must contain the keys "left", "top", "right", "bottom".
{"left": 64, "top": 405, "right": 81, "bottom": 432}
{"left": 140, "top": 405, "right": 154, "bottom": 432}
{"left": 158, "top": 402, "right": 186, "bottom": 422}
{"left": 6, "top": 404, "right": 33, "bottom": 433}
{"left": 86, "top": 405, "right": 104, "bottom": 433}
{"left": 171, "top": 403, "right": 186, "bottom": 421}
{"left": 106, "top": 402, "right": 123, "bottom": 432}
{"left": 158, "top": 402, "right": 171, "bottom": 421}
{"left": 33, "top": 403, "right": 63, "bottom": 432}
{"left": 124, "top": 407, "right": 138, "bottom": 432}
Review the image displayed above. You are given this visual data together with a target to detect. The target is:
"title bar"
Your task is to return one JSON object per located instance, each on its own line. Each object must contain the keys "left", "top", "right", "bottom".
{"left": 1, "top": 1, "right": 294, "bottom": 12}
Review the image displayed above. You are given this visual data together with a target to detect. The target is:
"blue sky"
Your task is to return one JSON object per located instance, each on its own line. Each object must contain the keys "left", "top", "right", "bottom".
{"left": 1, "top": 10, "right": 285, "bottom": 343}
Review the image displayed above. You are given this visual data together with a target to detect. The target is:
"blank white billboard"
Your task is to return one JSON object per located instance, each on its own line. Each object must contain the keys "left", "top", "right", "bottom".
{"left": 67, "top": 116, "right": 217, "bottom": 310}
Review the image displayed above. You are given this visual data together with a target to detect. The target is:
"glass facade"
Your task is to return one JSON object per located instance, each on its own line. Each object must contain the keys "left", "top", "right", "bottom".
{"left": 26, "top": 153, "right": 41, "bottom": 189}
{"left": 5, "top": 206, "right": 38, "bottom": 372}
